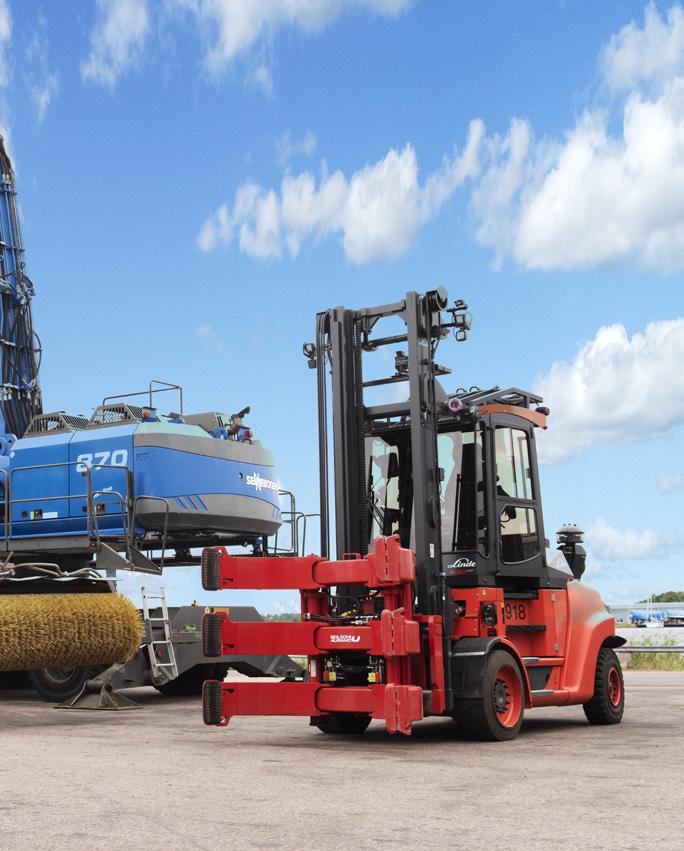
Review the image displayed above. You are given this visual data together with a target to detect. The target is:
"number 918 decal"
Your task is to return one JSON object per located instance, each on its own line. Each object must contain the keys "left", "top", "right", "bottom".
{"left": 76, "top": 449, "right": 128, "bottom": 473}
{"left": 504, "top": 602, "right": 527, "bottom": 622}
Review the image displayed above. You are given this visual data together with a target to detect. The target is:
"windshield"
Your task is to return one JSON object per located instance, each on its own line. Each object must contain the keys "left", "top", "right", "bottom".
{"left": 365, "top": 428, "right": 487, "bottom": 557}
{"left": 438, "top": 429, "right": 488, "bottom": 556}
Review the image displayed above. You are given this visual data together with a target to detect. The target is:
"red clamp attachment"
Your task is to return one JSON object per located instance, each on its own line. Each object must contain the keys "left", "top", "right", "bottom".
{"left": 201, "top": 535, "right": 416, "bottom": 592}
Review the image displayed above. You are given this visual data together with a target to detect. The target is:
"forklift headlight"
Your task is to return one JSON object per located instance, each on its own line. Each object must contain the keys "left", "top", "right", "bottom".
{"left": 481, "top": 603, "right": 498, "bottom": 626}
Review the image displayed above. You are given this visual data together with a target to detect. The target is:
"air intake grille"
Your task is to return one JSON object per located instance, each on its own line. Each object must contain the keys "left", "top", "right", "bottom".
{"left": 24, "top": 412, "right": 89, "bottom": 436}
{"left": 88, "top": 403, "right": 146, "bottom": 427}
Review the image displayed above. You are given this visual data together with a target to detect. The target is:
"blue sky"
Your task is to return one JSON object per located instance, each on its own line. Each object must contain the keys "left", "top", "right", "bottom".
{"left": 1, "top": 0, "right": 682, "bottom": 608}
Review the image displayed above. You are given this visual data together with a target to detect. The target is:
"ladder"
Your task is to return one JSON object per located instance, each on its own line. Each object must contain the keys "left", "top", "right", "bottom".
{"left": 141, "top": 587, "right": 179, "bottom": 685}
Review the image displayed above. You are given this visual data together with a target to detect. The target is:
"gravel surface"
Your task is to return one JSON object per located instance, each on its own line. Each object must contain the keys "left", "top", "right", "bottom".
{"left": 1, "top": 670, "right": 681, "bottom": 850}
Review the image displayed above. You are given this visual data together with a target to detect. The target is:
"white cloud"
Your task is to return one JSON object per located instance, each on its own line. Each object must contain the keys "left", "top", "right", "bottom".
{"left": 469, "top": 3, "right": 684, "bottom": 272}
{"left": 586, "top": 518, "right": 683, "bottom": 561}
{"left": 25, "top": 15, "right": 59, "bottom": 124}
{"left": 81, "top": 0, "right": 150, "bottom": 89}
{"left": 31, "top": 74, "right": 58, "bottom": 124}
{"left": 534, "top": 317, "right": 684, "bottom": 462}
{"left": 472, "top": 81, "right": 684, "bottom": 271}
{"left": 198, "top": 120, "right": 483, "bottom": 263}
{"left": 0, "top": 0, "right": 11, "bottom": 88}
{"left": 602, "top": 2, "right": 684, "bottom": 92}
{"left": 197, "top": 203, "right": 232, "bottom": 251}
{"left": 172, "top": 0, "right": 411, "bottom": 78}
{"left": 196, "top": 321, "right": 224, "bottom": 352}
{"left": 275, "top": 130, "right": 317, "bottom": 166}
{"left": 246, "top": 61, "right": 273, "bottom": 95}
{"left": 657, "top": 472, "right": 684, "bottom": 494}
{"left": 195, "top": 5, "right": 684, "bottom": 271}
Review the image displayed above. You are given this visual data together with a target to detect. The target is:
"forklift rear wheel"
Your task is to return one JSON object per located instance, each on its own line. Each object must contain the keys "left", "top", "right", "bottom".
{"left": 28, "top": 666, "right": 102, "bottom": 703}
{"left": 315, "top": 713, "right": 372, "bottom": 734}
{"left": 155, "top": 663, "right": 230, "bottom": 696}
{"left": 453, "top": 649, "right": 525, "bottom": 741}
{"left": 583, "top": 646, "right": 625, "bottom": 725}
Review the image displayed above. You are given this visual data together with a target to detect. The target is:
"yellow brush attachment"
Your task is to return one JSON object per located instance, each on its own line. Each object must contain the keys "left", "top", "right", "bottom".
{"left": 0, "top": 593, "right": 142, "bottom": 672}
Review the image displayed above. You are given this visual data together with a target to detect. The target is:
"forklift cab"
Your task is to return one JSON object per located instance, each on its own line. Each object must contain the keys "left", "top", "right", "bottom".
{"left": 366, "top": 406, "right": 567, "bottom": 592}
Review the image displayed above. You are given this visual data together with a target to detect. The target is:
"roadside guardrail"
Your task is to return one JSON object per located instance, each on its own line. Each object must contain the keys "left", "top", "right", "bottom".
{"left": 617, "top": 646, "right": 684, "bottom": 653}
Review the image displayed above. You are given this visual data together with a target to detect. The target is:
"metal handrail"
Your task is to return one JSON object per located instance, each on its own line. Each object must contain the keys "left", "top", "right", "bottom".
{"left": 0, "top": 466, "right": 8, "bottom": 542}
{"left": 6, "top": 460, "right": 134, "bottom": 541}
{"left": 85, "top": 463, "right": 134, "bottom": 541}
{"left": 90, "top": 489, "right": 127, "bottom": 547}
{"left": 102, "top": 379, "right": 183, "bottom": 414}
{"left": 274, "top": 490, "right": 298, "bottom": 555}
{"left": 296, "top": 512, "right": 320, "bottom": 556}
{"left": 272, "top": 510, "right": 304, "bottom": 556}
{"left": 9, "top": 460, "right": 90, "bottom": 539}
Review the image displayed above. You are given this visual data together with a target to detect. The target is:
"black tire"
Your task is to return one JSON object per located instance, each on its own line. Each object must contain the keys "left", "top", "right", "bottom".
{"left": 0, "top": 670, "right": 32, "bottom": 690}
{"left": 155, "top": 663, "right": 230, "bottom": 696}
{"left": 453, "top": 649, "right": 525, "bottom": 741}
{"left": 315, "top": 713, "right": 372, "bottom": 735}
{"left": 583, "top": 646, "right": 625, "bottom": 725}
{"left": 28, "top": 666, "right": 102, "bottom": 703}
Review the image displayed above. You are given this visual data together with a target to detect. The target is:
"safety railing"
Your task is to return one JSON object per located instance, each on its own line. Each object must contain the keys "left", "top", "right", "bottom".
{"left": 271, "top": 490, "right": 320, "bottom": 557}
{"left": 295, "top": 511, "right": 320, "bottom": 557}
{"left": 102, "top": 379, "right": 183, "bottom": 414}
{"left": 4, "top": 460, "right": 135, "bottom": 544}
{"left": 0, "top": 466, "right": 8, "bottom": 541}
{"left": 86, "top": 462, "right": 134, "bottom": 542}
{"left": 616, "top": 645, "right": 684, "bottom": 653}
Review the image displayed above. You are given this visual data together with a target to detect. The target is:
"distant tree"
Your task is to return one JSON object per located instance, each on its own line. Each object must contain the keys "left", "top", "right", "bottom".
{"left": 637, "top": 591, "right": 684, "bottom": 603}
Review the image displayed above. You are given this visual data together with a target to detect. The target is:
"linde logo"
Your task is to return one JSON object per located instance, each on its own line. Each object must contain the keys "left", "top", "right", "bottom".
{"left": 245, "top": 472, "right": 279, "bottom": 493}
{"left": 329, "top": 634, "right": 361, "bottom": 644}
{"left": 447, "top": 557, "right": 476, "bottom": 570}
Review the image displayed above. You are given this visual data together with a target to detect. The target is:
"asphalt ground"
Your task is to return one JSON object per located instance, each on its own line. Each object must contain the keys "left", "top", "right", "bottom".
{"left": 1, "top": 670, "right": 682, "bottom": 851}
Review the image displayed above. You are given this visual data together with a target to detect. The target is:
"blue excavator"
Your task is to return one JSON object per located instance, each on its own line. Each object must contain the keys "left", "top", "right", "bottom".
{"left": 0, "top": 136, "right": 296, "bottom": 704}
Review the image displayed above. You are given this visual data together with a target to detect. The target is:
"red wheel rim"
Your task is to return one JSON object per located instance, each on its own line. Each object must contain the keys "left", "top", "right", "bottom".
{"left": 492, "top": 664, "right": 523, "bottom": 728}
{"left": 608, "top": 667, "right": 621, "bottom": 706}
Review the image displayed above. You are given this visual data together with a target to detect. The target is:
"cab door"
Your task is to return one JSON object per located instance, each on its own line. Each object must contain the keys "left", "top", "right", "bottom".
{"left": 487, "top": 414, "right": 547, "bottom": 583}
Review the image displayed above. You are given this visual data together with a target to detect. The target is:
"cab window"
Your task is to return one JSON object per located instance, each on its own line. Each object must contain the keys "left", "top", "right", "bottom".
{"left": 367, "top": 437, "right": 401, "bottom": 542}
{"left": 500, "top": 506, "right": 539, "bottom": 563}
{"left": 495, "top": 427, "right": 534, "bottom": 500}
{"left": 438, "top": 430, "right": 488, "bottom": 556}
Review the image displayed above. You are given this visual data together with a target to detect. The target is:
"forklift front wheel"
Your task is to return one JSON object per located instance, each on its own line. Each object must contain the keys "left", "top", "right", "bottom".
{"left": 454, "top": 649, "right": 525, "bottom": 741}
{"left": 315, "top": 713, "right": 372, "bottom": 735}
{"left": 583, "top": 646, "right": 625, "bottom": 725}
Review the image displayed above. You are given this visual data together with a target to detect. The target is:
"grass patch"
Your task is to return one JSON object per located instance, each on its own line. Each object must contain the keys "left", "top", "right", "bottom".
{"left": 622, "top": 635, "right": 684, "bottom": 671}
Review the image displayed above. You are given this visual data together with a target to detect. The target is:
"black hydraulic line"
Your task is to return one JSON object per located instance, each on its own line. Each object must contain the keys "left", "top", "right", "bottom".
{"left": 0, "top": 137, "right": 42, "bottom": 439}
{"left": 316, "top": 312, "right": 330, "bottom": 558}
{"left": 354, "top": 320, "right": 369, "bottom": 555}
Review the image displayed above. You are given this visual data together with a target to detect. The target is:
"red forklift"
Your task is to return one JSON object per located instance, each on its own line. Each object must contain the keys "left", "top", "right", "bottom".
{"left": 200, "top": 289, "right": 626, "bottom": 740}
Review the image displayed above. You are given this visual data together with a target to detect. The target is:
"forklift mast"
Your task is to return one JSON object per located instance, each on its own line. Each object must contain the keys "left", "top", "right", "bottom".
{"left": 314, "top": 291, "right": 452, "bottom": 614}
{"left": 310, "top": 288, "right": 561, "bottom": 606}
